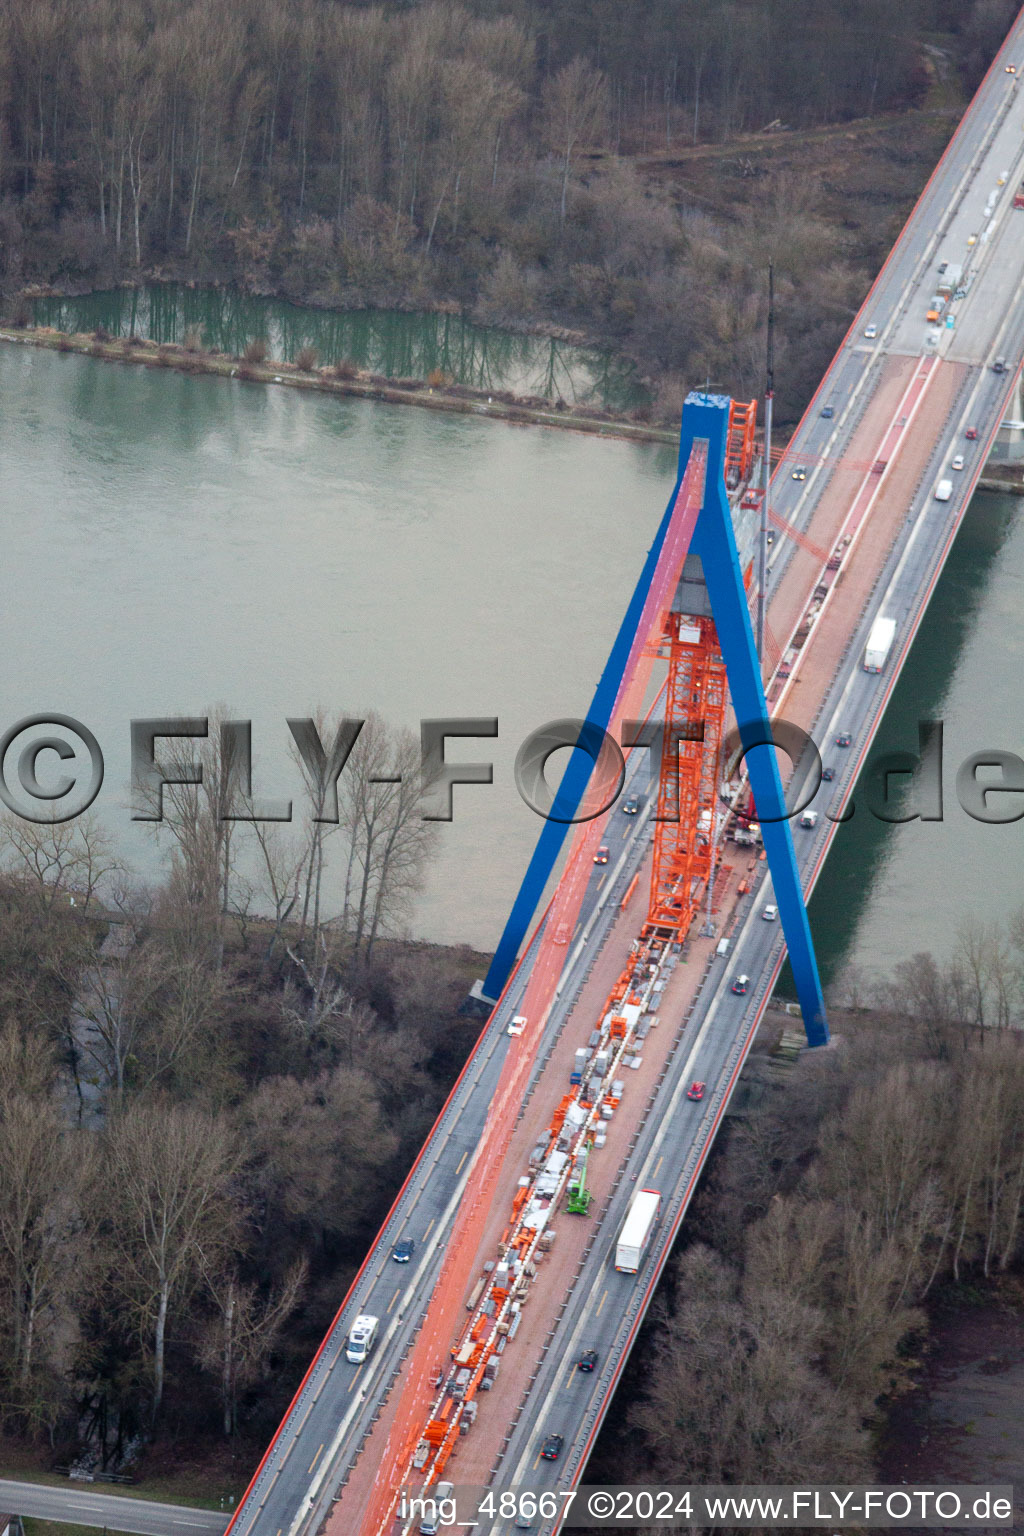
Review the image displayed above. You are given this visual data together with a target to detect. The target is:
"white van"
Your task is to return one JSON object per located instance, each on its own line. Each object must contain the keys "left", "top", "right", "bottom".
{"left": 715, "top": 938, "right": 730, "bottom": 957}
{"left": 346, "top": 1313, "right": 379, "bottom": 1364}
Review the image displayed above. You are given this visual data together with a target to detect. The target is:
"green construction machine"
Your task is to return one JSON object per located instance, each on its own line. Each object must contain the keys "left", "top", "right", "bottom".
{"left": 566, "top": 1140, "right": 593, "bottom": 1215}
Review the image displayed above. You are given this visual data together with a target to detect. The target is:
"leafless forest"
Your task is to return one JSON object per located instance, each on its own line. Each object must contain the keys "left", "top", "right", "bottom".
{"left": 0, "top": 0, "right": 1019, "bottom": 416}
{"left": 0, "top": 712, "right": 476, "bottom": 1460}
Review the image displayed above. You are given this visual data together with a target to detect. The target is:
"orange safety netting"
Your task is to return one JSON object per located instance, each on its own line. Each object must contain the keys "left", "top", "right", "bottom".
{"left": 355, "top": 447, "right": 707, "bottom": 1536}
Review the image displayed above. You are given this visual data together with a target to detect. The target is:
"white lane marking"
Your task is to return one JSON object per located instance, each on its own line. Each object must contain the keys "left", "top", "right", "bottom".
{"left": 285, "top": 1154, "right": 478, "bottom": 1536}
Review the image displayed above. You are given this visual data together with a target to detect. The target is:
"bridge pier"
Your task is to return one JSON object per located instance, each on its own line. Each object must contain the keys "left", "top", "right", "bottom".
{"left": 990, "top": 370, "right": 1024, "bottom": 462}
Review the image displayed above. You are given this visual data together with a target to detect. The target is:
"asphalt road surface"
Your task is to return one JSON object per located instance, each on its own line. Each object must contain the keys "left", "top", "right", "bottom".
{"left": 0, "top": 1479, "right": 229, "bottom": 1536}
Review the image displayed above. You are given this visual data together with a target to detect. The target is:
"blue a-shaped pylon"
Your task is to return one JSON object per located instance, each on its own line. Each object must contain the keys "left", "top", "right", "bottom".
{"left": 483, "top": 390, "right": 828, "bottom": 1047}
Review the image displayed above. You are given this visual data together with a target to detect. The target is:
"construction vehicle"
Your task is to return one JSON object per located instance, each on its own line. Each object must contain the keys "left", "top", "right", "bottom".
{"left": 566, "top": 1140, "right": 593, "bottom": 1215}
{"left": 937, "top": 262, "right": 963, "bottom": 297}
{"left": 615, "top": 1188, "right": 661, "bottom": 1272}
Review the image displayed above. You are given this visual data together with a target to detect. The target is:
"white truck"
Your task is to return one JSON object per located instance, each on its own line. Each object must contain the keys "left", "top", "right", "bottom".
{"left": 615, "top": 1188, "right": 661, "bottom": 1273}
{"left": 934, "top": 478, "right": 953, "bottom": 502}
{"left": 863, "top": 616, "right": 897, "bottom": 673}
{"left": 346, "top": 1313, "right": 379, "bottom": 1363}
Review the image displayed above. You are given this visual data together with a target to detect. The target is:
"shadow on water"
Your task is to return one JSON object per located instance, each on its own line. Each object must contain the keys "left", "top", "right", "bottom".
{"left": 780, "top": 490, "right": 1018, "bottom": 997}
{"left": 33, "top": 284, "right": 649, "bottom": 413}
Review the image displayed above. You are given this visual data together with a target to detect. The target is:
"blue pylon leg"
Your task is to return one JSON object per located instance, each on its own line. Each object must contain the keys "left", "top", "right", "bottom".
{"left": 481, "top": 464, "right": 685, "bottom": 1003}
{"left": 484, "top": 389, "right": 828, "bottom": 1048}
{"left": 684, "top": 392, "right": 829, "bottom": 1046}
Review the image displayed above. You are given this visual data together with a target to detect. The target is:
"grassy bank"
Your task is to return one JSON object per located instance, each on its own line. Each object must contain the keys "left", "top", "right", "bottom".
{"left": 0, "top": 325, "right": 676, "bottom": 446}
{"left": 0, "top": 1442, "right": 243, "bottom": 1510}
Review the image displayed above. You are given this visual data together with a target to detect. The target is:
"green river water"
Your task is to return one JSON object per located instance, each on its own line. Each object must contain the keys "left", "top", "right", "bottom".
{"left": 32, "top": 285, "right": 649, "bottom": 412}
{"left": 3, "top": 331, "right": 1020, "bottom": 983}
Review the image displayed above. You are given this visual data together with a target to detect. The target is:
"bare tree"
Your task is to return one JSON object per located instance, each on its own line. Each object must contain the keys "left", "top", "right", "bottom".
{"left": 104, "top": 1100, "right": 240, "bottom": 1424}
{"left": 197, "top": 1256, "right": 307, "bottom": 1435}
{"left": 340, "top": 712, "right": 436, "bottom": 965}
{"left": 542, "top": 57, "right": 607, "bottom": 226}
{"left": 65, "top": 937, "right": 164, "bottom": 1098}
{"left": 246, "top": 817, "right": 304, "bottom": 965}
{"left": 0, "top": 809, "right": 123, "bottom": 917}
{"left": 136, "top": 710, "right": 251, "bottom": 968}
{"left": 0, "top": 1082, "right": 98, "bottom": 1429}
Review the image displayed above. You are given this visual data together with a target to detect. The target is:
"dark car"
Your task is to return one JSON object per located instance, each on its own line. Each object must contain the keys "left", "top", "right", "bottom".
{"left": 623, "top": 795, "right": 641, "bottom": 815}
{"left": 731, "top": 975, "right": 750, "bottom": 996}
{"left": 392, "top": 1238, "right": 415, "bottom": 1263}
{"left": 822, "top": 766, "right": 835, "bottom": 781}
{"left": 791, "top": 466, "right": 807, "bottom": 481}
{"left": 577, "top": 1349, "right": 599, "bottom": 1372}
{"left": 594, "top": 845, "right": 609, "bottom": 865}
{"left": 966, "top": 425, "right": 978, "bottom": 440}
{"left": 687, "top": 1081, "right": 706, "bottom": 1101}
{"left": 541, "top": 1433, "right": 564, "bottom": 1460}
{"left": 835, "top": 731, "right": 853, "bottom": 748}
{"left": 820, "top": 404, "right": 834, "bottom": 419}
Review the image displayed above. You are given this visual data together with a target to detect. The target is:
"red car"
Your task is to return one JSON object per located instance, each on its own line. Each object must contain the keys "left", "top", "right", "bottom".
{"left": 965, "top": 425, "right": 978, "bottom": 440}
{"left": 687, "top": 1081, "right": 706, "bottom": 1101}
{"left": 594, "top": 846, "right": 609, "bottom": 865}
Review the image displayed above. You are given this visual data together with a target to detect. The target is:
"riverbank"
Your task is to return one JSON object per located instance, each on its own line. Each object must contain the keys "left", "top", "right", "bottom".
{"left": 876, "top": 1279, "right": 1024, "bottom": 1530}
{"left": 0, "top": 323, "right": 675, "bottom": 445}
{"left": 978, "top": 462, "right": 1024, "bottom": 496}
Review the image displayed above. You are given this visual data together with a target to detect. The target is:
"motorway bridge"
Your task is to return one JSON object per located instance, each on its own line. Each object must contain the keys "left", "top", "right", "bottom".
{"left": 223, "top": 15, "right": 1024, "bottom": 1536}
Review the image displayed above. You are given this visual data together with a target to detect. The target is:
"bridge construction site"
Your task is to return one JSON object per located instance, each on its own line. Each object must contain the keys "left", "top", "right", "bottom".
{"left": 225, "top": 11, "right": 1024, "bottom": 1536}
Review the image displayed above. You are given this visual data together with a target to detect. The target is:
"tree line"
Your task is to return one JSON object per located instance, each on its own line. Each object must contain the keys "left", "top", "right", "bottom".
{"left": 0, "top": 708, "right": 473, "bottom": 1459}
{"left": 0, "top": 0, "right": 1019, "bottom": 419}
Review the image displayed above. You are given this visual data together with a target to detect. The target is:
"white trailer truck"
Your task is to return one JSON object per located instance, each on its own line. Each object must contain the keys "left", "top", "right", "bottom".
{"left": 863, "top": 616, "right": 897, "bottom": 673}
{"left": 615, "top": 1188, "right": 661, "bottom": 1273}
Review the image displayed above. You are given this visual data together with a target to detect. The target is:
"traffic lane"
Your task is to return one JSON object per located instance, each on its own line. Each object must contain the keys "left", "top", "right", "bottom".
{"left": 311, "top": 817, "right": 660, "bottom": 1520}
{"left": 0, "top": 1481, "right": 229, "bottom": 1536}
{"left": 899, "top": 92, "right": 1024, "bottom": 357}
{"left": 505, "top": 928, "right": 772, "bottom": 1492}
{"left": 496, "top": 989, "right": 757, "bottom": 1517}
{"left": 246, "top": 1007, "right": 520, "bottom": 1530}
{"left": 256, "top": 1146, "right": 481, "bottom": 1532}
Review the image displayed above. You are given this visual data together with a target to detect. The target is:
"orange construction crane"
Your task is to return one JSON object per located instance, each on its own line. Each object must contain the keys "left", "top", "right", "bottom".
{"left": 725, "top": 398, "right": 758, "bottom": 482}
{"left": 645, "top": 612, "right": 728, "bottom": 942}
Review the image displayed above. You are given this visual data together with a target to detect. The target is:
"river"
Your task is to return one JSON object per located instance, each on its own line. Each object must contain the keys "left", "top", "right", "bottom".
{"left": 2, "top": 337, "right": 1019, "bottom": 979}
